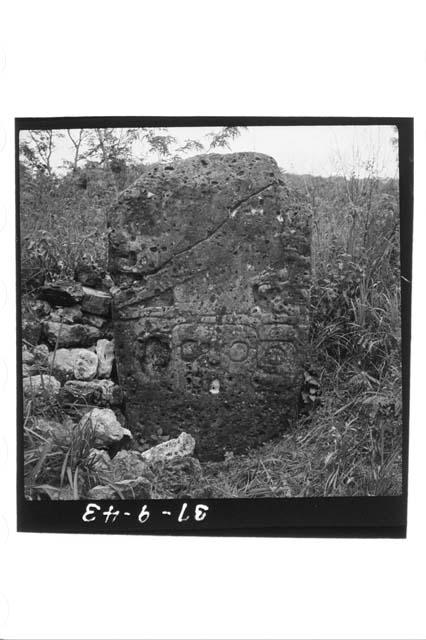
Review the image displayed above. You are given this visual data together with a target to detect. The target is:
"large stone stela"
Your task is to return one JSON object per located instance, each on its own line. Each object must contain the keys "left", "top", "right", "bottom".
{"left": 108, "top": 152, "right": 310, "bottom": 460}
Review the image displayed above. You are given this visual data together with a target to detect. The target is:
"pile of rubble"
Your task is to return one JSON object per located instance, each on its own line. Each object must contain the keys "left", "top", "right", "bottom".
{"left": 21, "top": 274, "right": 202, "bottom": 500}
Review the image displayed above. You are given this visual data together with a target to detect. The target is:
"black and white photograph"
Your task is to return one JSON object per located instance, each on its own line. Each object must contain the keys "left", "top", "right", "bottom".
{"left": 17, "top": 120, "right": 407, "bottom": 506}
{"left": 2, "top": 2, "right": 425, "bottom": 638}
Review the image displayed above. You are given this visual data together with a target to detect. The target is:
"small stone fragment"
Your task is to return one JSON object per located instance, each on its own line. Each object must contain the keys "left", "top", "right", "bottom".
{"left": 81, "top": 287, "right": 111, "bottom": 317}
{"left": 77, "top": 407, "right": 131, "bottom": 447}
{"left": 96, "top": 339, "right": 114, "bottom": 378}
{"left": 141, "top": 432, "right": 196, "bottom": 465}
{"left": 40, "top": 280, "right": 84, "bottom": 306}
{"left": 73, "top": 349, "right": 98, "bottom": 381}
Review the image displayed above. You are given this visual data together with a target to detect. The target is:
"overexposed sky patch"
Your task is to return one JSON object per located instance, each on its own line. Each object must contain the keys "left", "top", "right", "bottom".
{"left": 30, "top": 124, "right": 398, "bottom": 179}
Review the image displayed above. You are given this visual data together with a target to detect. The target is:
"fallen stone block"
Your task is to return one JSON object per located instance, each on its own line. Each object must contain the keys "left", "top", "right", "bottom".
{"left": 141, "top": 432, "right": 196, "bottom": 465}
{"left": 73, "top": 349, "right": 99, "bottom": 381}
{"left": 77, "top": 407, "right": 131, "bottom": 447}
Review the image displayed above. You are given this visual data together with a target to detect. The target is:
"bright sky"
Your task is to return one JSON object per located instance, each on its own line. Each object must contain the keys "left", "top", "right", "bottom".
{"left": 40, "top": 124, "right": 398, "bottom": 178}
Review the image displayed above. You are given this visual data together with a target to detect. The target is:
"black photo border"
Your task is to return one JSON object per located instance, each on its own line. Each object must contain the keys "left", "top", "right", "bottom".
{"left": 15, "top": 116, "right": 413, "bottom": 537}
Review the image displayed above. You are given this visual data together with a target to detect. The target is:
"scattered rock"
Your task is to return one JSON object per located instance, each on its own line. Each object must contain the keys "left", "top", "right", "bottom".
{"left": 82, "top": 287, "right": 111, "bottom": 317}
{"left": 141, "top": 432, "right": 196, "bottom": 465}
{"left": 40, "top": 280, "right": 85, "bottom": 306}
{"left": 43, "top": 321, "right": 102, "bottom": 348}
{"left": 73, "top": 349, "right": 98, "bottom": 381}
{"left": 77, "top": 407, "right": 131, "bottom": 447}
{"left": 23, "top": 374, "right": 61, "bottom": 400}
{"left": 49, "top": 305, "right": 83, "bottom": 324}
{"left": 96, "top": 339, "right": 114, "bottom": 378}
{"left": 60, "top": 379, "right": 123, "bottom": 406}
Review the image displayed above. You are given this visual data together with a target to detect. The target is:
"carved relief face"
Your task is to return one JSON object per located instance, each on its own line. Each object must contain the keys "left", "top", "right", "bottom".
{"left": 172, "top": 323, "right": 258, "bottom": 393}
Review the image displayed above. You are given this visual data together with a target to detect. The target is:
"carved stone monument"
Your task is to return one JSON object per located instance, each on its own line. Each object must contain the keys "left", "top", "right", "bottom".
{"left": 108, "top": 152, "right": 310, "bottom": 460}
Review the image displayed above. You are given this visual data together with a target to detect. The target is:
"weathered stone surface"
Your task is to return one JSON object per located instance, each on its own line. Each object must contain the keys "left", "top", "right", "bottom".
{"left": 48, "top": 348, "right": 97, "bottom": 383}
{"left": 40, "top": 280, "right": 84, "bottom": 306}
{"left": 23, "top": 374, "right": 61, "bottom": 399}
{"left": 108, "top": 152, "right": 310, "bottom": 460}
{"left": 73, "top": 349, "right": 98, "bottom": 380}
{"left": 43, "top": 321, "right": 102, "bottom": 348}
{"left": 141, "top": 432, "right": 195, "bottom": 465}
{"left": 49, "top": 305, "right": 83, "bottom": 324}
{"left": 77, "top": 407, "right": 131, "bottom": 447}
{"left": 81, "top": 287, "right": 111, "bottom": 317}
{"left": 60, "top": 379, "right": 123, "bottom": 406}
{"left": 48, "top": 348, "right": 75, "bottom": 382}
{"left": 96, "top": 339, "right": 114, "bottom": 378}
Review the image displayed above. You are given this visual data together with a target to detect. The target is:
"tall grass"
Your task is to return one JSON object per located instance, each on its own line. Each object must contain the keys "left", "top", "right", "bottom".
{"left": 20, "top": 155, "right": 403, "bottom": 498}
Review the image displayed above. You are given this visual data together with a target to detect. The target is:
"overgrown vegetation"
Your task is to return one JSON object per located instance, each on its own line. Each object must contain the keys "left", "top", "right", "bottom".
{"left": 20, "top": 127, "right": 402, "bottom": 498}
